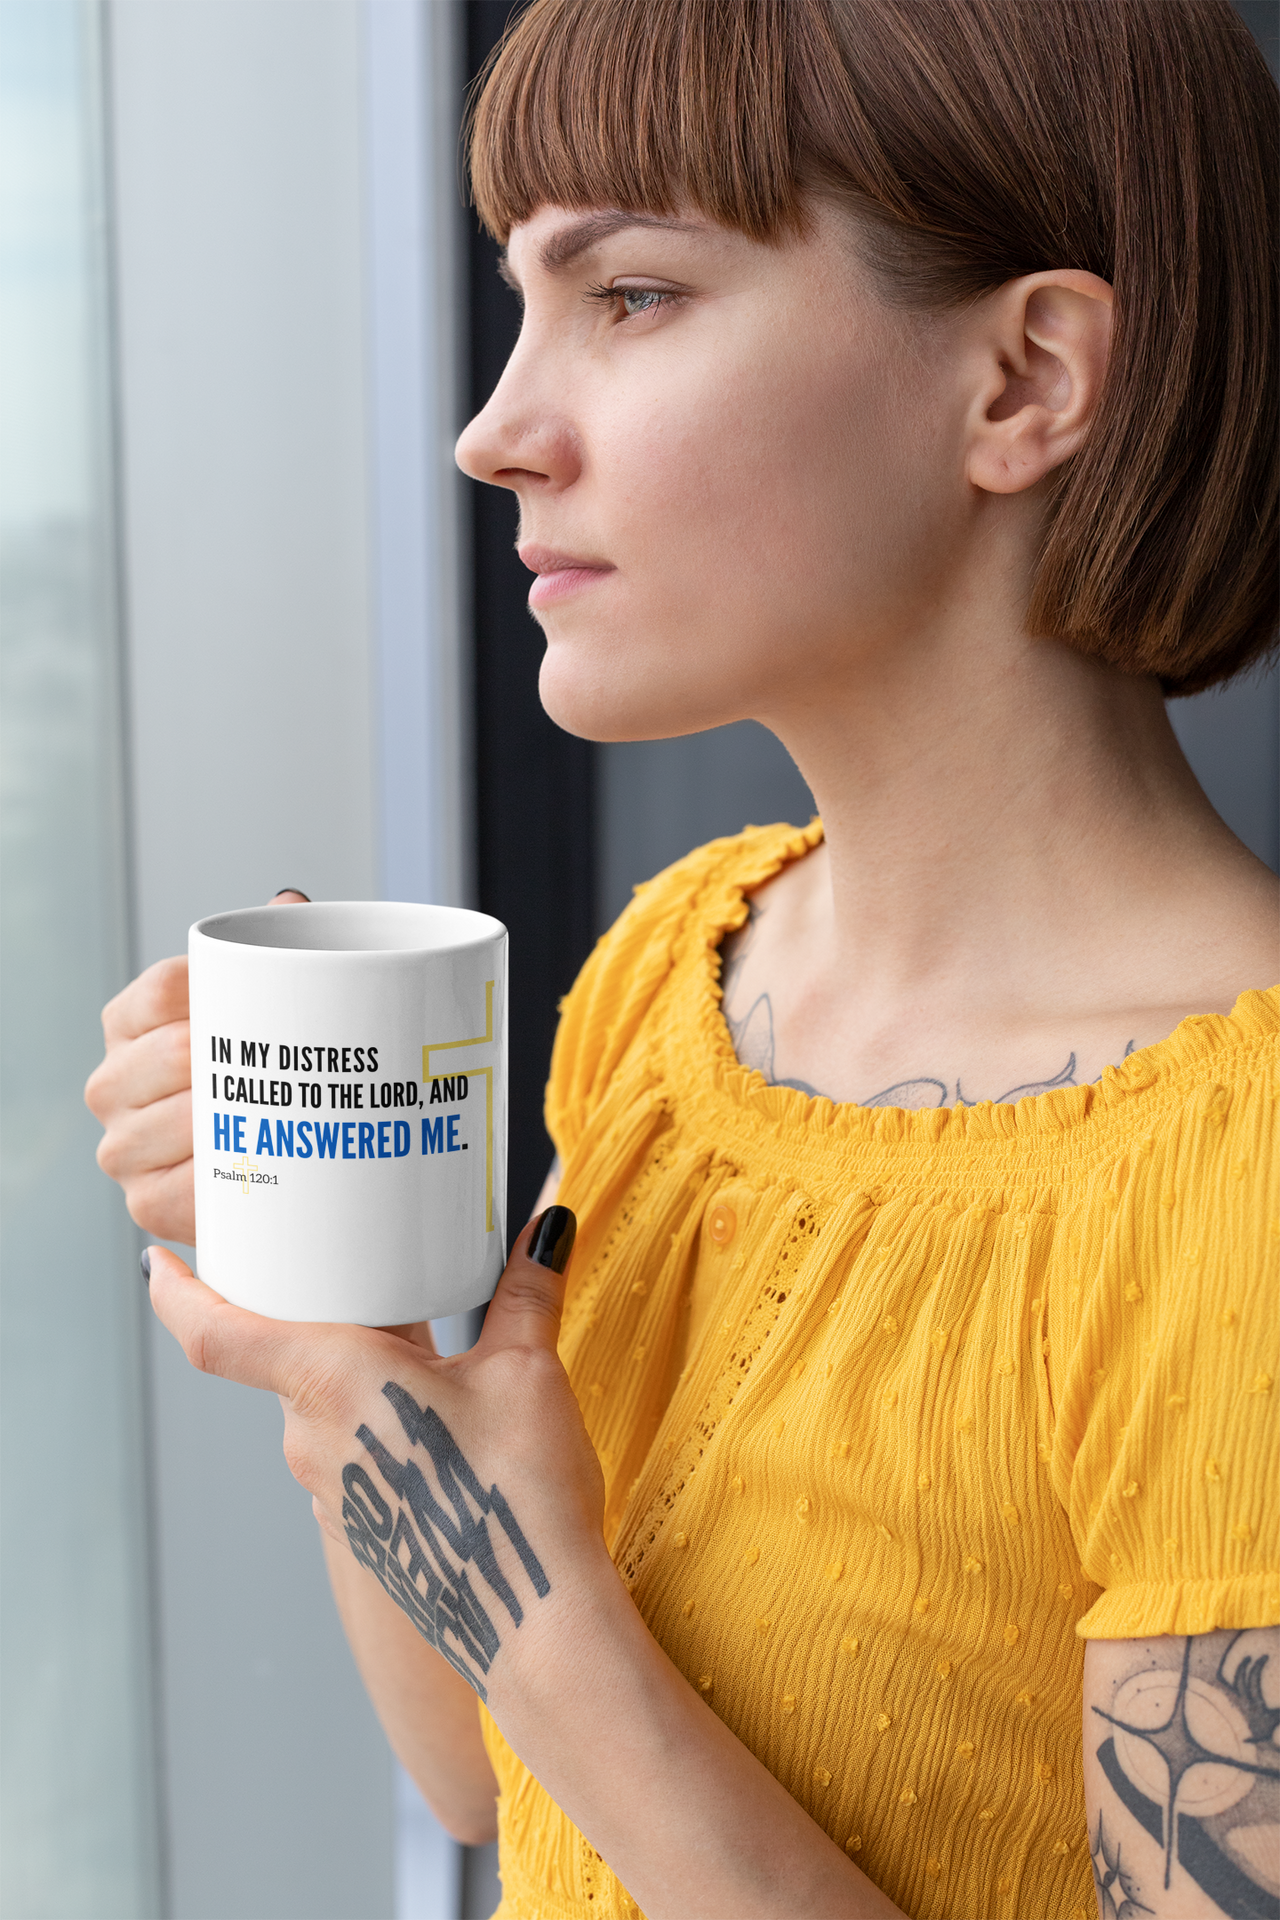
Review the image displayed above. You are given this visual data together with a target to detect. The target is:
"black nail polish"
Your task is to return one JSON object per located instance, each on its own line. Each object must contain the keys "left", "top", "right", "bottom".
{"left": 140, "top": 1248, "right": 152, "bottom": 1283}
{"left": 273, "top": 888, "right": 311, "bottom": 902}
{"left": 528, "top": 1205, "right": 576, "bottom": 1274}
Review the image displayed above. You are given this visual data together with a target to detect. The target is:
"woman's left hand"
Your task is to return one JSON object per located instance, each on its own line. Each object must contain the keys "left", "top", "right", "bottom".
{"left": 146, "top": 1206, "right": 609, "bottom": 1704}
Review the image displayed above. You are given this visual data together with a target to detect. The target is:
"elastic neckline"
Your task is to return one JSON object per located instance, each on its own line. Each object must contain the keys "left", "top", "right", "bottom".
{"left": 674, "top": 819, "right": 1279, "bottom": 1151}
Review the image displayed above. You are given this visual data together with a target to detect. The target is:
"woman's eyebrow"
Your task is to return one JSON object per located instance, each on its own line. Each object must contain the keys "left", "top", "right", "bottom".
{"left": 497, "top": 210, "right": 707, "bottom": 291}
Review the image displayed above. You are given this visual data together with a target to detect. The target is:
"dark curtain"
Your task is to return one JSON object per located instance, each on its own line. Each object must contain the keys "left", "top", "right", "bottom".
{"left": 462, "top": 2, "right": 598, "bottom": 1231}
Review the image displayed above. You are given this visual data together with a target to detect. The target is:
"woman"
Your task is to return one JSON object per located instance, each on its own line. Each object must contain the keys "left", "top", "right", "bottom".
{"left": 87, "top": 1, "right": 1278, "bottom": 1915}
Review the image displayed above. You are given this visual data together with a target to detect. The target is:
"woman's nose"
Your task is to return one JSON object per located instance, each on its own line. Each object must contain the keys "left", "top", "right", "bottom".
{"left": 455, "top": 353, "right": 582, "bottom": 494}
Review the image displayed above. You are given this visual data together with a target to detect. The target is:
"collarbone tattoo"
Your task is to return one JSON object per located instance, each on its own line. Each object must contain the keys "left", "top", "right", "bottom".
{"left": 341, "top": 1382, "right": 550, "bottom": 1700}
{"left": 720, "top": 903, "right": 1137, "bottom": 1108}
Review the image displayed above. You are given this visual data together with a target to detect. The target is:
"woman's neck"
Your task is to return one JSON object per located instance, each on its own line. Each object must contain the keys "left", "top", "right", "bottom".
{"left": 759, "top": 606, "right": 1274, "bottom": 1036}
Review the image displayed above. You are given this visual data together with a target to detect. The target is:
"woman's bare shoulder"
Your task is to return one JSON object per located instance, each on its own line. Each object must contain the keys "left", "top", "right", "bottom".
{"left": 1123, "top": 835, "right": 1278, "bottom": 1023}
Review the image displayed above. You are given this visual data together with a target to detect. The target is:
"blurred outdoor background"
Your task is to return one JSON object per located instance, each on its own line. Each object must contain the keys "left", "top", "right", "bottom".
{"left": 1, "top": 2, "right": 1275, "bottom": 1916}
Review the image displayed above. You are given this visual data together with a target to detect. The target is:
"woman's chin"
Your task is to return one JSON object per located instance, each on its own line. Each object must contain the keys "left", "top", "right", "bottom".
{"left": 537, "top": 681, "right": 737, "bottom": 746}
{"left": 536, "top": 651, "right": 714, "bottom": 745}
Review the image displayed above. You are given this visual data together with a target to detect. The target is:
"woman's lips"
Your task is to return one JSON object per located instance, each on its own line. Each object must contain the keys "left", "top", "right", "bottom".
{"left": 519, "top": 544, "right": 614, "bottom": 608}
{"left": 527, "top": 566, "right": 612, "bottom": 607}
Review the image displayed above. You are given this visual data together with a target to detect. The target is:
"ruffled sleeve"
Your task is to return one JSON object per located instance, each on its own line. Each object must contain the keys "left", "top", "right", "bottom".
{"left": 544, "top": 833, "right": 770, "bottom": 1162}
{"left": 1049, "top": 1010, "right": 1280, "bottom": 1639}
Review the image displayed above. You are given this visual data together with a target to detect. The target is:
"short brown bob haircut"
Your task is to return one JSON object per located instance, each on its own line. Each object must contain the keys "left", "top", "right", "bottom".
{"left": 468, "top": 0, "right": 1277, "bottom": 695}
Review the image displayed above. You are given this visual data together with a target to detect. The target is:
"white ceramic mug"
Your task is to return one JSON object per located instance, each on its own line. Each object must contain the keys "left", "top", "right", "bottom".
{"left": 189, "top": 901, "right": 508, "bottom": 1323}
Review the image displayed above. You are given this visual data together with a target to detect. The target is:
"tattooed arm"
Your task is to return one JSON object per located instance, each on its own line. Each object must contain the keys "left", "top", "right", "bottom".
{"left": 320, "top": 1526, "right": 501, "bottom": 1842}
{"left": 312, "top": 1173, "right": 568, "bottom": 1842}
{"left": 1084, "top": 1632, "right": 1280, "bottom": 1920}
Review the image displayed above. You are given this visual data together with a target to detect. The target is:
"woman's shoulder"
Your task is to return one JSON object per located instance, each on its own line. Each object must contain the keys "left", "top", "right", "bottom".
{"left": 1139, "top": 982, "right": 1280, "bottom": 1120}
{"left": 619, "top": 817, "right": 820, "bottom": 925}
{"left": 568, "top": 817, "right": 820, "bottom": 1017}
{"left": 545, "top": 820, "right": 819, "bottom": 1155}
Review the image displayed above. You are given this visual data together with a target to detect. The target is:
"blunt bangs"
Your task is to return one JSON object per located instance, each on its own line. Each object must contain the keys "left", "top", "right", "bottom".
{"left": 467, "top": 0, "right": 814, "bottom": 244}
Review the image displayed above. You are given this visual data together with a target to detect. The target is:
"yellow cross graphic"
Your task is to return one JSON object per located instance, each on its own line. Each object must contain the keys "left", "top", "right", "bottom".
{"left": 423, "top": 980, "right": 496, "bottom": 1231}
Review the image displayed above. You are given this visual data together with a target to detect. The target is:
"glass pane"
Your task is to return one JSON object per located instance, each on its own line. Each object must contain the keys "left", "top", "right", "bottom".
{"left": 0, "top": 2, "right": 161, "bottom": 1913}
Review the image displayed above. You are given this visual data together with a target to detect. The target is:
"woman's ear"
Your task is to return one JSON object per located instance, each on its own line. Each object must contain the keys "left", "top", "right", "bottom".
{"left": 965, "top": 270, "right": 1113, "bottom": 496}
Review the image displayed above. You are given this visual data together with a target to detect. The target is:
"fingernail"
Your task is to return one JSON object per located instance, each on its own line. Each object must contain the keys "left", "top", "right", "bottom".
{"left": 273, "top": 888, "right": 311, "bottom": 901}
{"left": 140, "top": 1248, "right": 152, "bottom": 1283}
{"left": 528, "top": 1205, "right": 576, "bottom": 1274}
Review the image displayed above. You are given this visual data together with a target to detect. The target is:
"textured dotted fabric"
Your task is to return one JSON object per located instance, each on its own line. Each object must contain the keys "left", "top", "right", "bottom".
{"left": 480, "top": 822, "right": 1279, "bottom": 1920}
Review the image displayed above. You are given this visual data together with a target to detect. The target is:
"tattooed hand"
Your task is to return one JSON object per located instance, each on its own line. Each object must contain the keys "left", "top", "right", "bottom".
{"left": 146, "top": 1206, "right": 611, "bottom": 1703}
{"left": 342, "top": 1383, "right": 552, "bottom": 1698}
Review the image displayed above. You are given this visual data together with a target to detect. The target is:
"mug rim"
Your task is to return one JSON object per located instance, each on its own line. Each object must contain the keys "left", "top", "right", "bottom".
{"left": 191, "top": 899, "right": 507, "bottom": 958}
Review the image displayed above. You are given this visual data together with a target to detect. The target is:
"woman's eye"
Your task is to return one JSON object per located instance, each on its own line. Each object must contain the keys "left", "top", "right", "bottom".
{"left": 619, "top": 288, "right": 664, "bottom": 317}
{"left": 581, "top": 281, "right": 675, "bottom": 321}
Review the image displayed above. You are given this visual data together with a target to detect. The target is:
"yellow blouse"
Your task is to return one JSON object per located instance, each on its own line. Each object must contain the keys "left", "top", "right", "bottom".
{"left": 481, "top": 822, "right": 1279, "bottom": 1920}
